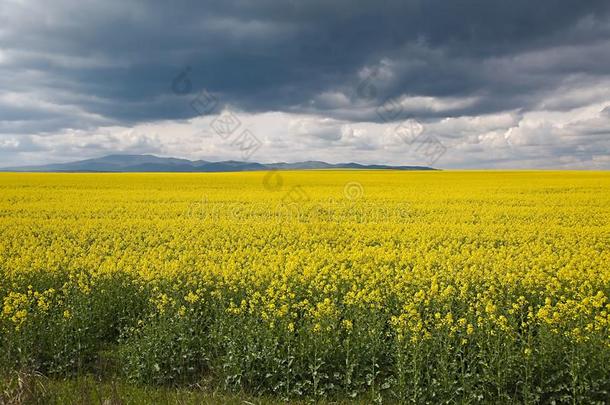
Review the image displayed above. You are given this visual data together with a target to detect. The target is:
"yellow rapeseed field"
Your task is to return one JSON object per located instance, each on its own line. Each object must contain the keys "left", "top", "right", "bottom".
{"left": 1, "top": 171, "right": 609, "bottom": 402}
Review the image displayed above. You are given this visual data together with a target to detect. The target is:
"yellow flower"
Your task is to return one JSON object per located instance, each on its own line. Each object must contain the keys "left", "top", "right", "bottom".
{"left": 178, "top": 305, "right": 186, "bottom": 317}
{"left": 184, "top": 291, "right": 199, "bottom": 304}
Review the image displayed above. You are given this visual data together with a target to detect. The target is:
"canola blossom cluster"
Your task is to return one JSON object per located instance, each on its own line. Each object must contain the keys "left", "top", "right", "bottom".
{"left": 1, "top": 171, "right": 609, "bottom": 402}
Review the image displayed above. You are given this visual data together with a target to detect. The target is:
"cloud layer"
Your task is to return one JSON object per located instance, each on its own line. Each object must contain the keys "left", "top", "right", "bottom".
{"left": 1, "top": 0, "right": 610, "bottom": 168}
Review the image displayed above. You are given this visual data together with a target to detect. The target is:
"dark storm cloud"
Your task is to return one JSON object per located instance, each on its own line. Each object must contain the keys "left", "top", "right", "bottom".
{"left": 2, "top": 0, "right": 610, "bottom": 133}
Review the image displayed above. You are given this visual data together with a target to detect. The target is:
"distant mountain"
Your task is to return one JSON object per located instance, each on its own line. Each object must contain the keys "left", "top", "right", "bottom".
{"left": 1, "top": 154, "right": 437, "bottom": 172}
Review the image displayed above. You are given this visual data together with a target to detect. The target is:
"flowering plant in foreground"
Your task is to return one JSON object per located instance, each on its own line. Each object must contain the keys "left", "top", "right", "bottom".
{"left": 0, "top": 171, "right": 609, "bottom": 402}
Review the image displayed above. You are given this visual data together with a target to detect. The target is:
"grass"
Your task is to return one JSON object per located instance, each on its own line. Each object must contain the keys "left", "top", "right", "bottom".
{"left": 1, "top": 372, "right": 373, "bottom": 405}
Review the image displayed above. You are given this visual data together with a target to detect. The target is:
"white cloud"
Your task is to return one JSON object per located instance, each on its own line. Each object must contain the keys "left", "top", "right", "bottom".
{"left": 395, "top": 95, "right": 479, "bottom": 113}
{"left": 312, "top": 92, "right": 351, "bottom": 109}
{"left": 2, "top": 100, "right": 610, "bottom": 169}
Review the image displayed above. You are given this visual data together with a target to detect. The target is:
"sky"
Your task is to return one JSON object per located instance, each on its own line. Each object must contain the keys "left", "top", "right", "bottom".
{"left": 1, "top": 0, "right": 610, "bottom": 169}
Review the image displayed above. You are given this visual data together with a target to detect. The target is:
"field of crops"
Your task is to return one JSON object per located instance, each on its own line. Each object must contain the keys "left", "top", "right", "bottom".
{"left": 1, "top": 171, "right": 609, "bottom": 403}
